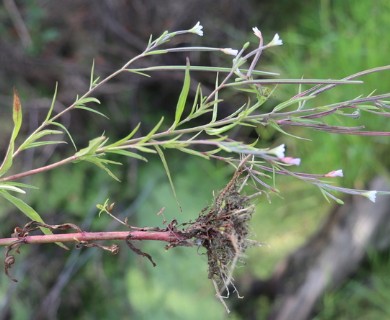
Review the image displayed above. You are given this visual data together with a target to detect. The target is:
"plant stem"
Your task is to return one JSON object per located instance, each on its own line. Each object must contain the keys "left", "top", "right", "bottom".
{"left": 0, "top": 230, "right": 188, "bottom": 246}
{"left": 0, "top": 155, "right": 77, "bottom": 182}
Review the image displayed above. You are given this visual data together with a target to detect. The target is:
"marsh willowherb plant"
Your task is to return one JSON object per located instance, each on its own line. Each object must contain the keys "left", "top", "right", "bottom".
{"left": 0, "top": 22, "right": 389, "bottom": 311}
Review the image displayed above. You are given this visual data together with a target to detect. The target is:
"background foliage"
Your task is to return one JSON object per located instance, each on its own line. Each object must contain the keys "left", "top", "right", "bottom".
{"left": 0, "top": 1, "right": 389, "bottom": 319}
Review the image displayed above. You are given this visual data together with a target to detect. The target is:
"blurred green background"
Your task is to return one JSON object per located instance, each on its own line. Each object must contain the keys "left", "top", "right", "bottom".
{"left": 0, "top": 1, "right": 389, "bottom": 319}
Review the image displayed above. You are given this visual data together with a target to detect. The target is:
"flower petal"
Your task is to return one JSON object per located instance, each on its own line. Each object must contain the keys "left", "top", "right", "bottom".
{"left": 281, "top": 157, "right": 301, "bottom": 166}
{"left": 221, "top": 48, "right": 238, "bottom": 56}
{"left": 252, "top": 27, "right": 262, "bottom": 39}
{"left": 362, "top": 191, "right": 377, "bottom": 203}
{"left": 190, "top": 21, "right": 203, "bottom": 36}
{"left": 269, "top": 144, "right": 285, "bottom": 158}
{"left": 325, "top": 169, "right": 344, "bottom": 178}
{"left": 268, "top": 33, "right": 283, "bottom": 46}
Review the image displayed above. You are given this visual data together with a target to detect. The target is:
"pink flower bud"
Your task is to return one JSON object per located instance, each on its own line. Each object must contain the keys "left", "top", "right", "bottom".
{"left": 325, "top": 169, "right": 344, "bottom": 178}
{"left": 281, "top": 157, "right": 301, "bottom": 166}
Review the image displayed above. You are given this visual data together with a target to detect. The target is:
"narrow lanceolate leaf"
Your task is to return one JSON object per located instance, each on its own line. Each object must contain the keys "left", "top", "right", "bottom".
{"left": 105, "top": 149, "right": 147, "bottom": 162}
{"left": 89, "top": 59, "right": 96, "bottom": 90}
{"left": 144, "top": 49, "right": 169, "bottom": 56}
{"left": 75, "top": 136, "right": 107, "bottom": 157}
{"left": 0, "top": 191, "right": 68, "bottom": 249}
{"left": 75, "top": 106, "right": 108, "bottom": 119}
{"left": 45, "top": 82, "right": 58, "bottom": 122}
{"left": 0, "top": 89, "right": 23, "bottom": 177}
{"left": 132, "top": 145, "right": 157, "bottom": 153}
{"left": 0, "top": 181, "right": 38, "bottom": 190}
{"left": 206, "top": 122, "right": 237, "bottom": 135}
{"left": 0, "top": 184, "right": 26, "bottom": 194}
{"left": 272, "top": 96, "right": 314, "bottom": 113}
{"left": 1, "top": 191, "right": 44, "bottom": 222}
{"left": 124, "top": 69, "right": 151, "bottom": 78}
{"left": 177, "top": 147, "right": 210, "bottom": 159}
{"left": 23, "top": 141, "right": 67, "bottom": 149}
{"left": 12, "top": 88, "right": 23, "bottom": 138}
{"left": 268, "top": 121, "right": 309, "bottom": 140}
{"left": 138, "top": 117, "right": 164, "bottom": 144}
{"left": 155, "top": 145, "right": 182, "bottom": 212}
{"left": 19, "top": 129, "right": 64, "bottom": 151}
{"left": 75, "top": 97, "right": 101, "bottom": 106}
{"left": 211, "top": 72, "right": 219, "bottom": 123}
{"left": 0, "top": 142, "right": 14, "bottom": 178}
{"left": 50, "top": 121, "right": 77, "bottom": 150}
{"left": 189, "top": 83, "right": 202, "bottom": 117}
{"left": 172, "top": 59, "right": 191, "bottom": 129}
{"left": 83, "top": 157, "right": 121, "bottom": 182}
{"left": 107, "top": 123, "right": 141, "bottom": 148}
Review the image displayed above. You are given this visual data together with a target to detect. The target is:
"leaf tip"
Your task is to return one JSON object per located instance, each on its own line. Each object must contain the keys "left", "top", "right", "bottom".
{"left": 13, "top": 88, "right": 21, "bottom": 113}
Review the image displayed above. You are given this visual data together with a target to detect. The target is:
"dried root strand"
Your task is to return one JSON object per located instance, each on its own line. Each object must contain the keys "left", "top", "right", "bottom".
{"left": 126, "top": 235, "right": 157, "bottom": 267}
{"left": 182, "top": 164, "right": 257, "bottom": 304}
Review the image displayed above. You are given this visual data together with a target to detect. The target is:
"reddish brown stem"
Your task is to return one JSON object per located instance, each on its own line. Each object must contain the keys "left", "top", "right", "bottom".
{"left": 0, "top": 230, "right": 187, "bottom": 246}
{"left": 0, "top": 155, "right": 77, "bottom": 182}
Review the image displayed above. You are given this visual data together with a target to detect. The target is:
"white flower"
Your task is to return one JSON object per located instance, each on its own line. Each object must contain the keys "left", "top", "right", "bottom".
{"left": 362, "top": 191, "right": 377, "bottom": 203}
{"left": 190, "top": 21, "right": 203, "bottom": 36}
{"left": 325, "top": 169, "right": 344, "bottom": 178}
{"left": 268, "top": 33, "right": 283, "bottom": 46}
{"left": 281, "top": 157, "right": 301, "bottom": 166}
{"left": 252, "top": 27, "right": 262, "bottom": 39}
{"left": 221, "top": 48, "right": 238, "bottom": 56}
{"left": 269, "top": 144, "right": 285, "bottom": 158}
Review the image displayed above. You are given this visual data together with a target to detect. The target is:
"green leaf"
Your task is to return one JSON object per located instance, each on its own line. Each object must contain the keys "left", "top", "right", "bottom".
{"left": 145, "top": 49, "right": 169, "bottom": 56}
{"left": 83, "top": 156, "right": 121, "bottom": 182}
{"left": 107, "top": 123, "right": 141, "bottom": 148}
{"left": 106, "top": 149, "right": 147, "bottom": 162}
{"left": 246, "top": 97, "right": 270, "bottom": 115}
{"left": 155, "top": 145, "right": 181, "bottom": 212}
{"left": 172, "top": 59, "right": 191, "bottom": 129}
{"left": 75, "top": 136, "right": 107, "bottom": 157}
{"left": 124, "top": 69, "right": 151, "bottom": 78}
{"left": 0, "top": 191, "right": 68, "bottom": 249}
{"left": 45, "top": 82, "right": 58, "bottom": 122}
{"left": 75, "top": 97, "right": 101, "bottom": 105}
{"left": 189, "top": 83, "right": 202, "bottom": 117}
{"left": 0, "top": 145, "right": 14, "bottom": 178}
{"left": 1, "top": 190, "right": 44, "bottom": 221}
{"left": 139, "top": 117, "right": 164, "bottom": 144}
{"left": 72, "top": 95, "right": 101, "bottom": 115}
{"left": 0, "top": 89, "right": 23, "bottom": 177}
{"left": 75, "top": 106, "right": 108, "bottom": 119}
{"left": 24, "top": 141, "right": 66, "bottom": 149}
{"left": 89, "top": 59, "right": 97, "bottom": 89}
{"left": 272, "top": 95, "right": 314, "bottom": 113}
{"left": 0, "top": 184, "right": 26, "bottom": 194}
{"left": 19, "top": 129, "right": 64, "bottom": 151}
{"left": 177, "top": 147, "right": 209, "bottom": 159}
{"left": 12, "top": 88, "right": 23, "bottom": 138}
{"left": 147, "top": 34, "right": 153, "bottom": 47}
{"left": 50, "top": 121, "right": 77, "bottom": 150}
{"left": 268, "top": 121, "right": 309, "bottom": 140}
{"left": 132, "top": 145, "right": 157, "bottom": 153}
{"left": 211, "top": 72, "right": 219, "bottom": 123}
{"left": 225, "top": 103, "right": 247, "bottom": 120}
{"left": 1, "top": 181, "right": 38, "bottom": 189}
{"left": 319, "top": 188, "right": 344, "bottom": 205}
{"left": 153, "top": 30, "right": 169, "bottom": 46}
{"left": 206, "top": 122, "right": 237, "bottom": 135}
{"left": 92, "top": 77, "right": 101, "bottom": 88}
